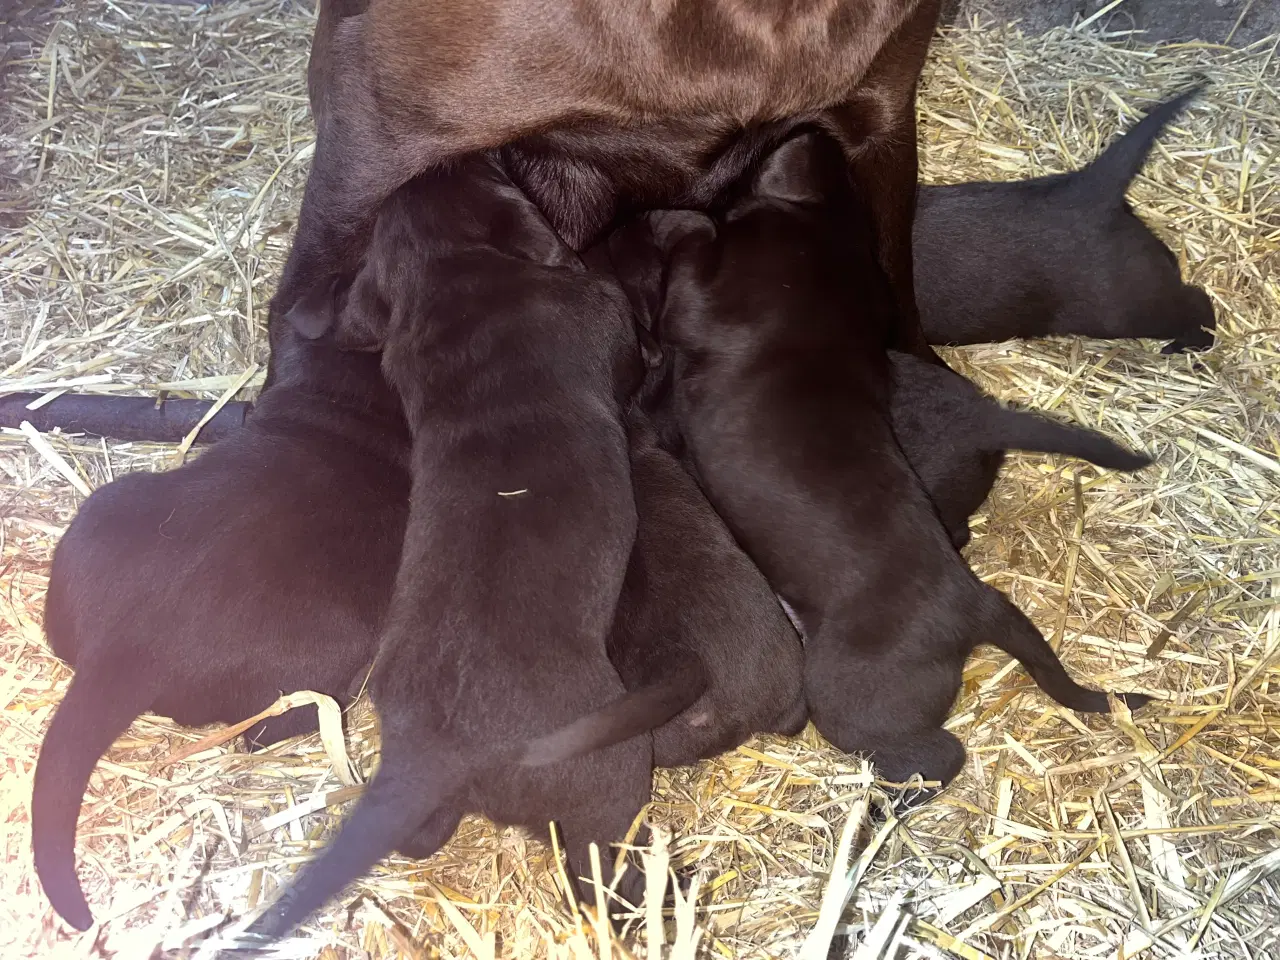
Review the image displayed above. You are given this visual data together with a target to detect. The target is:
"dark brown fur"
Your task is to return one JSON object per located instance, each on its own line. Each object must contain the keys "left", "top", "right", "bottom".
{"left": 275, "top": 0, "right": 942, "bottom": 365}
{"left": 612, "top": 409, "right": 808, "bottom": 768}
{"left": 888, "top": 352, "right": 1151, "bottom": 549}
{"left": 637, "top": 132, "right": 1148, "bottom": 788}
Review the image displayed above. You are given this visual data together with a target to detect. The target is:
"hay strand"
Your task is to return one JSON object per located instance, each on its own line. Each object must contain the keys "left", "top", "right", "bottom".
{"left": 1, "top": 3, "right": 1278, "bottom": 958}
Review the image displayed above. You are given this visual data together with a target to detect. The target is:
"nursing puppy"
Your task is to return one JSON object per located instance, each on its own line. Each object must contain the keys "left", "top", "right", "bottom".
{"left": 914, "top": 85, "right": 1214, "bottom": 352}
{"left": 242, "top": 157, "right": 699, "bottom": 945}
{"left": 612, "top": 409, "right": 807, "bottom": 767}
{"left": 888, "top": 352, "right": 1152, "bottom": 549}
{"left": 33, "top": 327, "right": 410, "bottom": 932}
{"left": 641, "top": 132, "right": 1148, "bottom": 788}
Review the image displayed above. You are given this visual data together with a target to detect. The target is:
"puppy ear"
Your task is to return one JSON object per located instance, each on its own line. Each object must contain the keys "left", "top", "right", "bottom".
{"left": 604, "top": 218, "right": 665, "bottom": 335}
{"left": 493, "top": 184, "right": 582, "bottom": 269}
{"left": 284, "top": 280, "right": 340, "bottom": 339}
{"left": 752, "top": 131, "right": 843, "bottom": 205}
{"left": 647, "top": 209, "right": 716, "bottom": 256}
{"left": 333, "top": 272, "right": 390, "bottom": 351}
{"left": 606, "top": 211, "right": 714, "bottom": 336}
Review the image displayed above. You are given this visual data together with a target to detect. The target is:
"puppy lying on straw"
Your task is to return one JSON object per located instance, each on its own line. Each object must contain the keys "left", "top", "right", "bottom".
{"left": 34, "top": 326, "right": 410, "bottom": 932}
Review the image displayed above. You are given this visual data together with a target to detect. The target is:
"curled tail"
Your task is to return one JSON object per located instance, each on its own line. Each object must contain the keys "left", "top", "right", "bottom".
{"left": 1073, "top": 83, "right": 1206, "bottom": 202}
{"left": 980, "top": 589, "right": 1150, "bottom": 712}
{"left": 519, "top": 658, "right": 707, "bottom": 766}
{"left": 982, "top": 406, "right": 1152, "bottom": 472}
{"left": 32, "top": 668, "right": 150, "bottom": 930}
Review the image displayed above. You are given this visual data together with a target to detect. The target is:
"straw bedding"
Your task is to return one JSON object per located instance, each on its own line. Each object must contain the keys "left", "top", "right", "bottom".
{"left": 1, "top": 3, "right": 1277, "bottom": 958}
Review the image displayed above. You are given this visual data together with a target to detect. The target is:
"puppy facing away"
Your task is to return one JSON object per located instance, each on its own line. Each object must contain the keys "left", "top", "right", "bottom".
{"left": 638, "top": 131, "right": 1148, "bottom": 789}
{"left": 888, "top": 352, "right": 1152, "bottom": 549}
{"left": 611, "top": 408, "right": 807, "bottom": 768}
{"left": 914, "top": 85, "right": 1215, "bottom": 353}
{"left": 239, "top": 157, "right": 705, "bottom": 946}
{"left": 33, "top": 327, "right": 410, "bottom": 932}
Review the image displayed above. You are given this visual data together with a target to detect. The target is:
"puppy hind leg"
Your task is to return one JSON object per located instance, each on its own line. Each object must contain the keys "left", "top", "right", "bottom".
{"left": 245, "top": 704, "right": 320, "bottom": 751}
{"left": 396, "top": 807, "right": 462, "bottom": 861}
{"left": 862, "top": 727, "right": 967, "bottom": 795}
{"left": 556, "top": 762, "right": 652, "bottom": 917}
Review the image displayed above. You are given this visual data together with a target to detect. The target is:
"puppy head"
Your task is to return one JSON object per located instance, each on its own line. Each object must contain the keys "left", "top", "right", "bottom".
{"left": 603, "top": 209, "right": 716, "bottom": 363}
{"left": 286, "top": 159, "right": 575, "bottom": 350}
{"left": 485, "top": 171, "right": 584, "bottom": 270}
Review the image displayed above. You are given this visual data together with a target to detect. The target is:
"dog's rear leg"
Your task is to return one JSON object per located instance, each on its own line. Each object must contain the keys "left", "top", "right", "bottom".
{"left": 863, "top": 727, "right": 966, "bottom": 795}
{"left": 245, "top": 704, "right": 321, "bottom": 750}
{"left": 396, "top": 807, "right": 462, "bottom": 860}
{"left": 824, "top": 0, "right": 943, "bottom": 365}
{"left": 556, "top": 769, "right": 652, "bottom": 916}
{"left": 272, "top": 135, "right": 406, "bottom": 324}
{"left": 272, "top": 33, "right": 438, "bottom": 324}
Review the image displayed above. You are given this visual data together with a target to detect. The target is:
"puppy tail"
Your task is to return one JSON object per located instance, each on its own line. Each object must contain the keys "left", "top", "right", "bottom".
{"left": 233, "top": 768, "right": 444, "bottom": 948}
{"left": 1075, "top": 83, "right": 1205, "bottom": 203}
{"left": 32, "top": 668, "right": 149, "bottom": 931}
{"left": 981, "top": 406, "right": 1152, "bottom": 472}
{"left": 981, "top": 588, "right": 1151, "bottom": 713}
{"left": 518, "top": 658, "right": 708, "bottom": 766}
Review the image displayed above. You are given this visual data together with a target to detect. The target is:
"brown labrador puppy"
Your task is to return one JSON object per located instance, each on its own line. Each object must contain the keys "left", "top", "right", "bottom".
{"left": 278, "top": 0, "right": 942, "bottom": 364}
{"left": 33, "top": 326, "right": 408, "bottom": 932}
{"left": 633, "top": 131, "right": 1148, "bottom": 788}
{"left": 234, "top": 156, "right": 704, "bottom": 947}
{"left": 612, "top": 408, "right": 808, "bottom": 768}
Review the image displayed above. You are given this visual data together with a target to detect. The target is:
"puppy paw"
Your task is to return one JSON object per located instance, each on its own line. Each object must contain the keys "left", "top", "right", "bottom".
{"left": 1117, "top": 691, "right": 1153, "bottom": 712}
{"left": 1161, "top": 336, "right": 1213, "bottom": 355}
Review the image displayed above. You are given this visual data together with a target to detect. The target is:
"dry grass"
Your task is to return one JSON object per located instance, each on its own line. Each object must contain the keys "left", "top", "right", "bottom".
{"left": 2, "top": 2, "right": 1279, "bottom": 958}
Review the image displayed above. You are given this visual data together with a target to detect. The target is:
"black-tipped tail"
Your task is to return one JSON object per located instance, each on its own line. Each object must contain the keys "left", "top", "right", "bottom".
{"left": 1074, "top": 83, "right": 1207, "bottom": 202}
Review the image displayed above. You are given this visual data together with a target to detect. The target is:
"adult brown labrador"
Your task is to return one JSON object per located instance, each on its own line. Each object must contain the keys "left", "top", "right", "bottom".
{"left": 282, "top": 0, "right": 941, "bottom": 362}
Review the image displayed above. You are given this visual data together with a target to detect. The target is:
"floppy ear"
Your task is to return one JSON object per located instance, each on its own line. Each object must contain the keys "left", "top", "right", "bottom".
{"left": 331, "top": 272, "right": 390, "bottom": 351}
{"left": 604, "top": 218, "right": 666, "bottom": 336}
{"left": 284, "top": 280, "right": 341, "bottom": 340}
{"left": 492, "top": 183, "right": 582, "bottom": 269}
{"left": 647, "top": 209, "right": 716, "bottom": 256}
{"left": 752, "top": 131, "right": 842, "bottom": 205}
